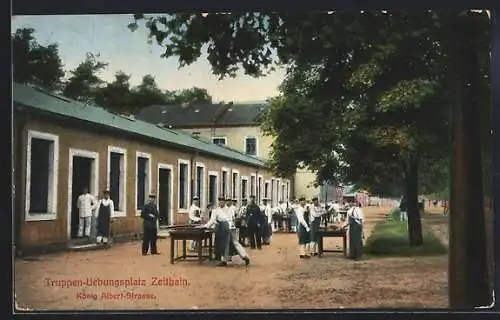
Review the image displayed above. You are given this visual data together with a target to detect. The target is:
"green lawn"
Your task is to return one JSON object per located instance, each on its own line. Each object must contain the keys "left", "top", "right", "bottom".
{"left": 365, "top": 218, "right": 447, "bottom": 257}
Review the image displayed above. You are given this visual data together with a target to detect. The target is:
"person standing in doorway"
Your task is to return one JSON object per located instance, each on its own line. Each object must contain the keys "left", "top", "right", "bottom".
{"left": 76, "top": 187, "right": 96, "bottom": 238}
{"left": 141, "top": 193, "right": 160, "bottom": 255}
{"left": 95, "top": 190, "right": 114, "bottom": 245}
{"left": 246, "top": 195, "right": 263, "bottom": 250}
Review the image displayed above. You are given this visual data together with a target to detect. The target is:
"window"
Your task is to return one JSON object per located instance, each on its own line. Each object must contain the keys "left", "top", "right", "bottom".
{"left": 221, "top": 168, "right": 229, "bottom": 198}
{"left": 25, "top": 131, "right": 59, "bottom": 221}
{"left": 250, "top": 175, "right": 256, "bottom": 197}
{"left": 244, "top": 137, "right": 258, "bottom": 156}
{"left": 196, "top": 163, "right": 205, "bottom": 207}
{"left": 232, "top": 171, "right": 239, "bottom": 199}
{"left": 208, "top": 172, "right": 218, "bottom": 205}
{"left": 281, "top": 184, "right": 285, "bottom": 202}
{"left": 286, "top": 181, "right": 290, "bottom": 200}
{"left": 107, "top": 146, "right": 127, "bottom": 216}
{"left": 264, "top": 181, "right": 270, "bottom": 200}
{"left": 135, "top": 152, "right": 151, "bottom": 212}
{"left": 178, "top": 159, "right": 190, "bottom": 210}
{"left": 241, "top": 177, "right": 248, "bottom": 199}
{"left": 212, "top": 137, "right": 227, "bottom": 146}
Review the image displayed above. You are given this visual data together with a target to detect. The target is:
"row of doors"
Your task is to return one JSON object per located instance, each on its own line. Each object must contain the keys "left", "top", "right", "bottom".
{"left": 70, "top": 154, "right": 221, "bottom": 240}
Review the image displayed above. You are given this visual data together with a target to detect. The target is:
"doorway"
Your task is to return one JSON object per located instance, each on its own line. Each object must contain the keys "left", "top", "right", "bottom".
{"left": 208, "top": 174, "right": 218, "bottom": 206}
{"left": 158, "top": 164, "right": 173, "bottom": 226}
{"left": 67, "top": 149, "right": 99, "bottom": 242}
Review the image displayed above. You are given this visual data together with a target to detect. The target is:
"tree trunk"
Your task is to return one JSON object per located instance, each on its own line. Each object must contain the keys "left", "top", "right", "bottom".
{"left": 405, "top": 155, "right": 423, "bottom": 246}
{"left": 448, "top": 13, "right": 490, "bottom": 308}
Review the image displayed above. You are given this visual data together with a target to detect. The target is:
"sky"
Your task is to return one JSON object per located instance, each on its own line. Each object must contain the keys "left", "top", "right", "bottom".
{"left": 11, "top": 14, "right": 286, "bottom": 103}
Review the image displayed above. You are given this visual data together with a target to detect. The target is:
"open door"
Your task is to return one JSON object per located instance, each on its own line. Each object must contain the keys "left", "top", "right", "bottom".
{"left": 158, "top": 166, "right": 172, "bottom": 226}
{"left": 70, "top": 156, "right": 93, "bottom": 240}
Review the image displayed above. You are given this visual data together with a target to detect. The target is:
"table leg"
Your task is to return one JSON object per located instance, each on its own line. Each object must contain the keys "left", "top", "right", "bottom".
{"left": 182, "top": 240, "right": 187, "bottom": 259}
{"left": 318, "top": 236, "right": 323, "bottom": 257}
{"left": 343, "top": 234, "right": 347, "bottom": 257}
{"left": 209, "top": 235, "right": 213, "bottom": 260}
{"left": 198, "top": 236, "right": 203, "bottom": 265}
{"left": 170, "top": 237, "right": 175, "bottom": 264}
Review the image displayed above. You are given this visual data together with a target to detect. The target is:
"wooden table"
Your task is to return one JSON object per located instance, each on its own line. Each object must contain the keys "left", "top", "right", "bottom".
{"left": 317, "top": 227, "right": 347, "bottom": 257}
{"left": 169, "top": 228, "right": 214, "bottom": 265}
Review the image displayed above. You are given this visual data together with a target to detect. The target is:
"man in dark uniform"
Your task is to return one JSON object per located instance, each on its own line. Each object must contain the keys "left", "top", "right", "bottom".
{"left": 246, "top": 195, "right": 263, "bottom": 250}
{"left": 141, "top": 193, "right": 160, "bottom": 255}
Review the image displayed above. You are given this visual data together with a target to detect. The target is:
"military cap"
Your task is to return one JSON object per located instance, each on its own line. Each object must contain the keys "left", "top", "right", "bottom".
{"left": 192, "top": 196, "right": 199, "bottom": 200}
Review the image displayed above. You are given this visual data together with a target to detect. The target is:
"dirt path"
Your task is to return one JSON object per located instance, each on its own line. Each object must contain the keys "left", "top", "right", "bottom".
{"left": 14, "top": 206, "right": 448, "bottom": 310}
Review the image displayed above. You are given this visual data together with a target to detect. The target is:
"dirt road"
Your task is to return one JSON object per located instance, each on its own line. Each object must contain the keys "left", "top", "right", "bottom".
{"left": 14, "top": 206, "right": 448, "bottom": 310}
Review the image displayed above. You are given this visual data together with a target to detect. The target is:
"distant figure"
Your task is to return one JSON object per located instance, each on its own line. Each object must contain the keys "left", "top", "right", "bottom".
{"left": 141, "top": 193, "right": 160, "bottom": 255}
{"left": 247, "top": 195, "right": 264, "bottom": 249}
{"left": 344, "top": 202, "right": 364, "bottom": 260}
{"left": 188, "top": 196, "right": 202, "bottom": 251}
{"left": 296, "top": 197, "right": 311, "bottom": 259}
{"left": 95, "top": 190, "right": 114, "bottom": 245}
{"left": 76, "top": 187, "right": 96, "bottom": 238}
{"left": 261, "top": 198, "right": 273, "bottom": 245}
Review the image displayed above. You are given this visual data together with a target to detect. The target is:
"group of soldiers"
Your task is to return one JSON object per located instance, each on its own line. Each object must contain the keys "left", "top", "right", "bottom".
{"left": 186, "top": 194, "right": 364, "bottom": 263}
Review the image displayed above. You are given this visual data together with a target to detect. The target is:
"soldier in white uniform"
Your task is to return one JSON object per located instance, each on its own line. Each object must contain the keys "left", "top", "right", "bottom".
{"left": 309, "top": 197, "right": 326, "bottom": 256}
{"left": 295, "top": 197, "right": 311, "bottom": 258}
{"left": 201, "top": 197, "right": 250, "bottom": 267}
{"left": 262, "top": 198, "right": 273, "bottom": 245}
{"left": 188, "top": 196, "right": 202, "bottom": 251}
{"left": 76, "top": 187, "right": 96, "bottom": 238}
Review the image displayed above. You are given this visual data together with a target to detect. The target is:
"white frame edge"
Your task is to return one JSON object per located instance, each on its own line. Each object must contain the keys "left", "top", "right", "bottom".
{"left": 106, "top": 146, "right": 127, "bottom": 217}
{"left": 135, "top": 151, "right": 152, "bottom": 216}
{"left": 25, "top": 130, "right": 59, "bottom": 222}
{"left": 177, "top": 158, "right": 191, "bottom": 213}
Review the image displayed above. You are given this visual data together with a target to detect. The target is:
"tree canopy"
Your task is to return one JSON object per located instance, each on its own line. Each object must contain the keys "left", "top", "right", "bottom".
{"left": 12, "top": 28, "right": 65, "bottom": 92}
{"left": 12, "top": 27, "right": 214, "bottom": 113}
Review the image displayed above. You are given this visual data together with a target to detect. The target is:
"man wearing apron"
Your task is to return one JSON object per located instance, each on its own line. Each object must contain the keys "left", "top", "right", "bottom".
{"left": 295, "top": 197, "right": 311, "bottom": 259}
{"left": 95, "top": 189, "right": 114, "bottom": 245}
{"left": 344, "top": 202, "right": 365, "bottom": 260}
{"left": 201, "top": 197, "right": 250, "bottom": 267}
{"left": 188, "top": 196, "right": 202, "bottom": 251}
{"left": 309, "top": 197, "right": 325, "bottom": 256}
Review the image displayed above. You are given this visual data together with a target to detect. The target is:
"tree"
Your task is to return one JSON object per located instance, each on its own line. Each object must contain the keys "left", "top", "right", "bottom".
{"left": 169, "top": 87, "right": 212, "bottom": 104}
{"left": 94, "top": 71, "right": 134, "bottom": 112}
{"left": 129, "top": 11, "right": 492, "bottom": 306}
{"left": 12, "top": 27, "right": 65, "bottom": 92}
{"left": 63, "top": 52, "right": 108, "bottom": 104}
{"left": 129, "top": 74, "right": 168, "bottom": 112}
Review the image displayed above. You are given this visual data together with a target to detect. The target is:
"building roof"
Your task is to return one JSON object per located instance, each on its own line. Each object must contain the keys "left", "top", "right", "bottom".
{"left": 13, "top": 83, "right": 268, "bottom": 168}
{"left": 136, "top": 102, "right": 268, "bottom": 128}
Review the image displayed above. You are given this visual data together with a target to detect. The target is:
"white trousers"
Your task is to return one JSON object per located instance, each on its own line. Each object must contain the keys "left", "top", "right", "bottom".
{"left": 308, "top": 242, "right": 318, "bottom": 254}
{"left": 400, "top": 211, "right": 408, "bottom": 222}
{"left": 222, "top": 230, "right": 248, "bottom": 262}
{"left": 77, "top": 216, "right": 92, "bottom": 237}
{"left": 299, "top": 244, "right": 310, "bottom": 256}
{"left": 96, "top": 236, "right": 108, "bottom": 244}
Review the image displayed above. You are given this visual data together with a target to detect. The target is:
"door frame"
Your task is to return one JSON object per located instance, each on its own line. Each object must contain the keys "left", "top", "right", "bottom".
{"left": 67, "top": 148, "right": 99, "bottom": 241}
{"left": 157, "top": 163, "right": 174, "bottom": 226}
